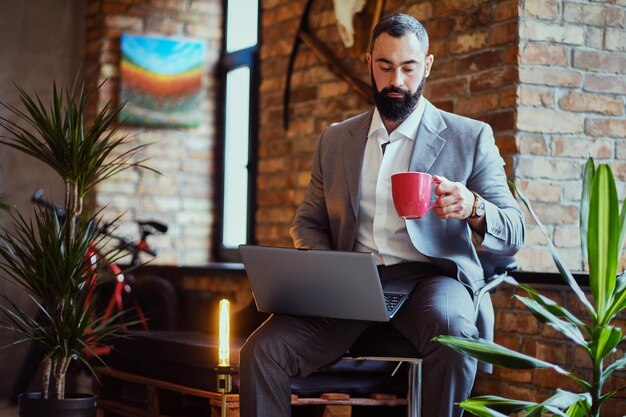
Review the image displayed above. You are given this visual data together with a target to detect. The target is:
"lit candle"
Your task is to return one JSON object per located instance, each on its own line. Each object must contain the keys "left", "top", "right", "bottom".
{"left": 218, "top": 298, "right": 230, "bottom": 367}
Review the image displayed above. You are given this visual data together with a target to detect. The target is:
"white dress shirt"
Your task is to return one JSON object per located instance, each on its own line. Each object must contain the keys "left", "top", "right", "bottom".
{"left": 354, "top": 98, "right": 431, "bottom": 266}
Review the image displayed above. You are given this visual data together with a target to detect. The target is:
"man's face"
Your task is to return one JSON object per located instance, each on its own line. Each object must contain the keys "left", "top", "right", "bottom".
{"left": 366, "top": 33, "right": 434, "bottom": 122}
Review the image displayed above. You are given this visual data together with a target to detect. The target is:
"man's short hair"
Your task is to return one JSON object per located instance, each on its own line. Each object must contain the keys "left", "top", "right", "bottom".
{"left": 370, "top": 13, "right": 429, "bottom": 54}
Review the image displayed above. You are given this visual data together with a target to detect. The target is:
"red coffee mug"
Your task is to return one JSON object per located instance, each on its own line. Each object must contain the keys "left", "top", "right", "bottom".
{"left": 391, "top": 172, "right": 441, "bottom": 220}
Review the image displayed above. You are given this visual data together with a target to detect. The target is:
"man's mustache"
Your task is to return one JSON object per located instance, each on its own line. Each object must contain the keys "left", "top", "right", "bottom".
{"left": 380, "top": 86, "right": 411, "bottom": 97}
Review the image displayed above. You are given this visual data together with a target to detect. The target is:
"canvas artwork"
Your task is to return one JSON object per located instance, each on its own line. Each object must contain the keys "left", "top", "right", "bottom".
{"left": 119, "top": 34, "right": 206, "bottom": 128}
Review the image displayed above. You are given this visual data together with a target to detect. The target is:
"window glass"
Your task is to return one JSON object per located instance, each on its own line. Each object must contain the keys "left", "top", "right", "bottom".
{"left": 226, "top": 0, "right": 259, "bottom": 52}
{"left": 222, "top": 66, "right": 251, "bottom": 248}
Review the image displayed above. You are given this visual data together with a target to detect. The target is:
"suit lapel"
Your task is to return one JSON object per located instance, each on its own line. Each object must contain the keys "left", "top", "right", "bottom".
{"left": 343, "top": 109, "right": 373, "bottom": 217}
{"left": 409, "top": 100, "right": 447, "bottom": 173}
{"left": 340, "top": 103, "right": 445, "bottom": 217}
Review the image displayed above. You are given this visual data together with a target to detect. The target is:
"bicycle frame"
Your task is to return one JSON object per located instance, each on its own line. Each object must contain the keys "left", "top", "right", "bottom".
{"left": 82, "top": 241, "right": 150, "bottom": 358}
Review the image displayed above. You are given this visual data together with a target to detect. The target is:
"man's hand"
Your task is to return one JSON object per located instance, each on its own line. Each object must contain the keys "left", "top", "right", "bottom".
{"left": 432, "top": 175, "right": 474, "bottom": 220}
{"left": 432, "top": 175, "right": 486, "bottom": 236}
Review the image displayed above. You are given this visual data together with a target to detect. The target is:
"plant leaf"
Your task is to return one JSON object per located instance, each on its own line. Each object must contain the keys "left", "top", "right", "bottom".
{"left": 603, "top": 275, "right": 626, "bottom": 322}
{"left": 435, "top": 335, "right": 591, "bottom": 391}
{"left": 580, "top": 158, "right": 595, "bottom": 265}
{"left": 525, "top": 390, "right": 589, "bottom": 417}
{"left": 459, "top": 395, "right": 534, "bottom": 417}
{"left": 613, "top": 271, "right": 626, "bottom": 295}
{"left": 619, "top": 192, "right": 626, "bottom": 266}
{"left": 587, "top": 164, "right": 619, "bottom": 324}
{"left": 519, "top": 284, "right": 590, "bottom": 335}
{"left": 565, "top": 401, "right": 589, "bottom": 417}
{"left": 460, "top": 395, "right": 535, "bottom": 415}
{"left": 0, "top": 76, "right": 155, "bottom": 200}
{"left": 459, "top": 401, "right": 511, "bottom": 417}
{"left": 589, "top": 325, "right": 622, "bottom": 362}
{"left": 602, "top": 354, "right": 626, "bottom": 384}
{"left": 514, "top": 295, "right": 586, "bottom": 346}
{"left": 510, "top": 181, "right": 596, "bottom": 319}
{"left": 434, "top": 336, "right": 556, "bottom": 369}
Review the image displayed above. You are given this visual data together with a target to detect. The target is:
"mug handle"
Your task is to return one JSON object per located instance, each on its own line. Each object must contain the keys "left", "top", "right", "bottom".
{"left": 426, "top": 178, "right": 442, "bottom": 211}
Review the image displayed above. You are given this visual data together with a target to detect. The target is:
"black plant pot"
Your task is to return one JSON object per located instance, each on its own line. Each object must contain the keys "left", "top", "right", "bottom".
{"left": 18, "top": 392, "right": 96, "bottom": 417}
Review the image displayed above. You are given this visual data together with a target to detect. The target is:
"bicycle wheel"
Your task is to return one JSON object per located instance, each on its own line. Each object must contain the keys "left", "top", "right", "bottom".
{"left": 131, "top": 275, "right": 179, "bottom": 330}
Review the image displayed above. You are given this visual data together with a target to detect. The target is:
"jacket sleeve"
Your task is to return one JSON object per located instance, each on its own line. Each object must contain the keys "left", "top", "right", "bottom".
{"left": 468, "top": 123, "right": 525, "bottom": 256}
{"left": 289, "top": 130, "right": 333, "bottom": 250}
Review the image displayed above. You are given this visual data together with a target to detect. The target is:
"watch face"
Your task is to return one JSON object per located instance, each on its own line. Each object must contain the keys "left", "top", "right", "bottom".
{"left": 476, "top": 199, "right": 486, "bottom": 216}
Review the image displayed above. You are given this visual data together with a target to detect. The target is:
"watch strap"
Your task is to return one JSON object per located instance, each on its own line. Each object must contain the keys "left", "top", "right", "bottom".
{"left": 470, "top": 191, "right": 481, "bottom": 218}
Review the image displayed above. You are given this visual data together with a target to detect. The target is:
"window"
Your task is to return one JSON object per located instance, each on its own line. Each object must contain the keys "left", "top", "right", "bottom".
{"left": 216, "top": 0, "right": 260, "bottom": 261}
{"left": 225, "top": 0, "right": 258, "bottom": 52}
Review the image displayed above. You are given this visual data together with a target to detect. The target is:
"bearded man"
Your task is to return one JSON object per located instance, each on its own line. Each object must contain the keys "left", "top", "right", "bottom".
{"left": 239, "top": 13, "right": 524, "bottom": 417}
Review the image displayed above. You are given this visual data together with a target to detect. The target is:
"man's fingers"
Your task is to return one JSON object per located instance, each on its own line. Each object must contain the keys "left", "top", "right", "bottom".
{"left": 434, "top": 201, "right": 466, "bottom": 218}
{"left": 431, "top": 176, "right": 475, "bottom": 219}
{"left": 433, "top": 175, "right": 451, "bottom": 196}
{"left": 434, "top": 190, "right": 472, "bottom": 219}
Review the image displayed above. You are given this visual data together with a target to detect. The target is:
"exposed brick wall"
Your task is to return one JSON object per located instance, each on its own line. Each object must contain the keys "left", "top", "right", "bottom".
{"left": 515, "top": 0, "right": 626, "bottom": 273}
{"left": 85, "top": 0, "right": 222, "bottom": 265}
{"left": 421, "top": 0, "right": 519, "bottom": 171}
{"left": 257, "top": 0, "right": 369, "bottom": 246}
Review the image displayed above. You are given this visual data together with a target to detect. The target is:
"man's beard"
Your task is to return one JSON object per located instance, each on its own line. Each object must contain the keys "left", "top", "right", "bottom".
{"left": 371, "top": 75, "right": 426, "bottom": 122}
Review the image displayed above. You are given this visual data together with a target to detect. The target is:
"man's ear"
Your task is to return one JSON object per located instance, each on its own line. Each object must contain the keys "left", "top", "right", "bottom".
{"left": 366, "top": 52, "right": 372, "bottom": 74}
{"left": 424, "top": 54, "right": 434, "bottom": 78}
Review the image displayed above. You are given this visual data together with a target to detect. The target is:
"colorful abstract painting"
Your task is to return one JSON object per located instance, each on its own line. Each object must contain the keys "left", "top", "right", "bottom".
{"left": 119, "top": 34, "right": 206, "bottom": 128}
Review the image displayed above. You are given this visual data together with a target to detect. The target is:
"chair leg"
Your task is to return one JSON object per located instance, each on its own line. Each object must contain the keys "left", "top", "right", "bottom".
{"left": 407, "top": 360, "right": 422, "bottom": 417}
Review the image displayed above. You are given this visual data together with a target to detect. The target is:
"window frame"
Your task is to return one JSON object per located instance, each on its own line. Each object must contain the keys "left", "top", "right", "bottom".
{"left": 214, "top": 0, "right": 260, "bottom": 262}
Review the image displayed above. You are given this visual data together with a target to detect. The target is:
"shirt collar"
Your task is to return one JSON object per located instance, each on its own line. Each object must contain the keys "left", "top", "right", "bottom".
{"left": 367, "top": 108, "right": 386, "bottom": 139}
{"left": 367, "top": 97, "right": 426, "bottom": 142}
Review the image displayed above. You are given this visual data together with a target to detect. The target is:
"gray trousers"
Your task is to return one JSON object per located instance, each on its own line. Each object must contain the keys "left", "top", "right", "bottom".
{"left": 239, "top": 271, "right": 478, "bottom": 417}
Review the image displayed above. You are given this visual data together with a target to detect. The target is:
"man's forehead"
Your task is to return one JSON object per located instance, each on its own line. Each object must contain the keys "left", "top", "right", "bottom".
{"left": 371, "top": 32, "right": 427, "bottom": 59}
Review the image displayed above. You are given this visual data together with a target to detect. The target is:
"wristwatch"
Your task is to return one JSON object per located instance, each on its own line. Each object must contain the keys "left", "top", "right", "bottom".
{"left": 470, "top": 192, "right": 485, "bottom": 218}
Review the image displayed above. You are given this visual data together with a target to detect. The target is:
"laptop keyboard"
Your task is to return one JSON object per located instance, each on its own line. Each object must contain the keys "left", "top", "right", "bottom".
{"left": 384, "top": 292, "right": 404, "bottom": 312}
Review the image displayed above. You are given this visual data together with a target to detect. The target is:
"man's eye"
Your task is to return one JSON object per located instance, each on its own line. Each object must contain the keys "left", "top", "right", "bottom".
{"left": 380, "top": 66, "right": 392, "bottom": 72}
{"left": 403, "top": 67, "right": 416, "bottom": 73}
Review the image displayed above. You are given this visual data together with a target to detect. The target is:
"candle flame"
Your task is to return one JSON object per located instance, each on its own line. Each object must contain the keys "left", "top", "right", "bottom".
{"left": 218, "top": 298, "right": 230, "bottom": 367}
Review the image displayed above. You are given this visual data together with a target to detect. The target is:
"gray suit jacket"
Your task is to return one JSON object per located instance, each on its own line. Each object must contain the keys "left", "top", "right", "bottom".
{"left": 289, "top": 99, "right": 524, "bottom": 347}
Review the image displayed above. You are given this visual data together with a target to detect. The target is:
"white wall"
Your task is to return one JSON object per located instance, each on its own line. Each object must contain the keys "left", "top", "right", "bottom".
{"left": 0, "top": 0, "right": 85, "bottom": 396}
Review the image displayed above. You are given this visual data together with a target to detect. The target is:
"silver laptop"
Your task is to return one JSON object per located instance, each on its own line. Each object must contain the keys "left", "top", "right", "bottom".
{"left": 238, "top": 245, "right": 418, "bottom": 322}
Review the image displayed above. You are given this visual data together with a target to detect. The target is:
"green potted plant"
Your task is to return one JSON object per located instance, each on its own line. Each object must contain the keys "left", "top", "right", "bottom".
{"left": 435, "top": 157, "right": 626, "bottom": 417}
{"left": 0, "top": 76, "right": 152, "bottom": 417}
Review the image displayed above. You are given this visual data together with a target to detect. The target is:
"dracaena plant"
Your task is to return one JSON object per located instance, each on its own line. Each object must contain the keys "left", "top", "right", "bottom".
{"left": 435, "top": 158, "right": 626, "bottom": 417}
{"left": 0, "top": 75, "right": 153, "bottom": 400}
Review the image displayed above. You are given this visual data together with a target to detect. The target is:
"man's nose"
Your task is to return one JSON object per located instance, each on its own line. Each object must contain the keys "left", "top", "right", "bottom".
{"left": 390, "top": 69, "right": 404, "bottom": 87}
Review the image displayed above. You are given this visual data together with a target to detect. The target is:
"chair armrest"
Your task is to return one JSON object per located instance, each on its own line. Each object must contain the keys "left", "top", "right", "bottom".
{"left": 473, "top": 251, "right": 518, "bottom": 321}
{"left": 472, "top": 272, "right": 507, "bottom": 323}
